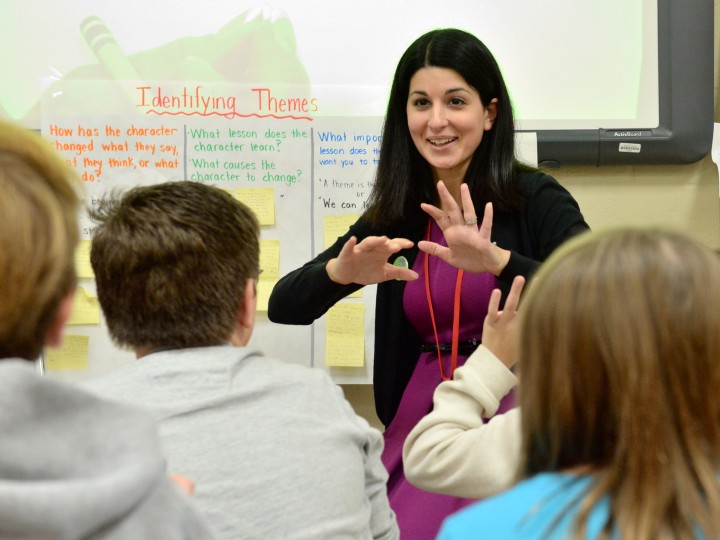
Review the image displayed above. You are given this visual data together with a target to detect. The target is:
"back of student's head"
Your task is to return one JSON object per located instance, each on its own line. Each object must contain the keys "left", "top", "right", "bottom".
{"left": 90, "top": 181, "right": 260, "bottom": 350}
{"left": 517, "top": 227, "right": 720, "bottom": 539}
{"left": 0, "top": 120, "right": 81, "bottom": 360}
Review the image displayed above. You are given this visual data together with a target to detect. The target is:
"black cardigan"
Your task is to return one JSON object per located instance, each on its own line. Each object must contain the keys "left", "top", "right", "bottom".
{"left": 268, "top": 171, "right": 589, "bottom": 427}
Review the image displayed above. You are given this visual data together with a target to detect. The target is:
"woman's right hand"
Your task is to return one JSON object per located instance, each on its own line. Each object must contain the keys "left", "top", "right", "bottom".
{"left": 326, "top": 235, "right": 419, "bottom": 285}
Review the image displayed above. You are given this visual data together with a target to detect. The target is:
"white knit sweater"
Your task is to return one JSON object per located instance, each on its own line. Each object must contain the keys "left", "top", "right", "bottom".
{"left": 403, "top": 345, "right": 520, "bottom": 499}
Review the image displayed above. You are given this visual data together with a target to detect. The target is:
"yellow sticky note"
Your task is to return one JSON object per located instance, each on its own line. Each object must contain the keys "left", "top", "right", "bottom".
{"left": 74, "top": 240, "right": 94, "bottom": 279}
{"left": 45, "top": 335, "right": 89, "bottom": 370}
{"left": 325, "top": 302, "right": 364, "bottom": 367}
{"left": 67, "top": 286, "right": 101, "bottom": 325}
{"left": 348, "top": 289, "right": 362, "bottom": 299}
{"left": 323, "top": 214, "right": 360, "bottom": 249}
{"left": 235, "top": 187, "right": 275, "bottom": 226}
{"left": 256, "top": 279, "right": 276, "bottom": 313}
{"left": 259, "top": 239, "right": 280, "bottom": 280}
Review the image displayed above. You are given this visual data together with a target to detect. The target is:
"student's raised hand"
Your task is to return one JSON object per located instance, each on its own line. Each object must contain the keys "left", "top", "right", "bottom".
{"left": 326, "top": 235, "right": 418, "bottom": 285}
{"left": 482, "top": 275, "right": 525, "bottom": 369}
{"left": 419, "top": 181, "right": 510, "bottom": 275}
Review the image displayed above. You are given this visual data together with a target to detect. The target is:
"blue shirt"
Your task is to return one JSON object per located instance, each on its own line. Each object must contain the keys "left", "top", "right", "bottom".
{"left": 437, "top": 472, "right": 611, "bottom": 539}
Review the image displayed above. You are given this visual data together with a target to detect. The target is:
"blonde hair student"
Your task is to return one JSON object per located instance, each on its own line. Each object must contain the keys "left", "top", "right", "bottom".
{"left": 438, "top": 228, "right": 720, "bottom": 539}
{"left": 0, "top": 121, "right": 79, "bottom": 360}
{"left": 0, "top": 119, "right": 212, "bottom": 538}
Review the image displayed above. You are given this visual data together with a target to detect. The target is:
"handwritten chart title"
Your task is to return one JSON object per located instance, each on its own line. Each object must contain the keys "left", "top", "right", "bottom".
{"left": 135, "top": 85, "right": 318, "bottom": 120}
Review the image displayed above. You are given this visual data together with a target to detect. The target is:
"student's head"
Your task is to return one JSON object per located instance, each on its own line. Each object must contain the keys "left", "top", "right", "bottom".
{"left": 518, "top": 227, "right": 720, "bottom": 538}
{"left": 368, "top": 28, "right": 517, "bottom": 226}
{"left": 0, "top": 120, "right": 81, "bottom": 360}
{"left": 90, "top": 181, "right": 260, "bottom": 353}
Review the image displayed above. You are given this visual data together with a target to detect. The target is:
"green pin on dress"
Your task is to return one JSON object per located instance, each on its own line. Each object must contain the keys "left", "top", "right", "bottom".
{"left": 393, "top": 256, "right": 409, "bottom": 280}
{"left": 393, "top": 256, "right": 409, "bottom": 269}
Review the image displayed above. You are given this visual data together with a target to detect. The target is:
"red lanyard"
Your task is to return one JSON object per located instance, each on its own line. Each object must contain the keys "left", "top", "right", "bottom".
{"left": 423, "top": 219, "right": 464, "bottom": 381}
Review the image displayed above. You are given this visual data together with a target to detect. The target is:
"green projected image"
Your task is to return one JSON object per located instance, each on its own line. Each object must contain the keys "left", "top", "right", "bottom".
{"left": 0, "top": 0, "right": 655, "bottom": 130}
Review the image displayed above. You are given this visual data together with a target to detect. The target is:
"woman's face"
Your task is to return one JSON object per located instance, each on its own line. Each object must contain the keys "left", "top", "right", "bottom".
{"left": 406, "top": 67, "right": 496, "bottom": 180}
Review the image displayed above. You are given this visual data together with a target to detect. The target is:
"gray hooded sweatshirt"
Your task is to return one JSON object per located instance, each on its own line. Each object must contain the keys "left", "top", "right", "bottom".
{"left": 0, "top": 360, "right": 213, "bottom": 539}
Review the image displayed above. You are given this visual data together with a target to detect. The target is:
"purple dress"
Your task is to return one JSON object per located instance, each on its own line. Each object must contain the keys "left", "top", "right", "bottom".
{"left": 381, "top": 220, "right": 517, "bottom": 540}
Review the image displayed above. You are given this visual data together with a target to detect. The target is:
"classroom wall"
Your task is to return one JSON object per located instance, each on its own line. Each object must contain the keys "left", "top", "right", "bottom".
{"left": 341, "top": 2, "right": 720, "bottom": 431}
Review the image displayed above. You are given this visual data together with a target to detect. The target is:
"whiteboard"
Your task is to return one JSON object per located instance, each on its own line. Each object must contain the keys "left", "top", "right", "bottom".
{"left": 3, "top": 0, "right": 659, "bottom": 129}
{"left": 43, "top": 81, "right": 386, "bottom": 383}
{"left": 12, "top": 0, "right": 709, "bottom": 381}
{"left": 1, "top": 0, "right": 712, "bottom": 166}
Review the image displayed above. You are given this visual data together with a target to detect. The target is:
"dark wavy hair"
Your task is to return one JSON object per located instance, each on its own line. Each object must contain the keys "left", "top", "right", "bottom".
{"left": 365, "top": 28, "right": 528, "bottom": 229}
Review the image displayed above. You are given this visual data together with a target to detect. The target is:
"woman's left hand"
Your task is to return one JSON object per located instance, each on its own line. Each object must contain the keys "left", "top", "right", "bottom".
{"left": 419, "top": 181, "right": 510, "bottom": 275}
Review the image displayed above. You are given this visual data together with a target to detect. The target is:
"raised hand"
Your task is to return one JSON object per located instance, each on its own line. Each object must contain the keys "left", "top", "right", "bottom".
{"left": 326, "top": 235, "right": 418, "bottom": 285}
{"left": 482, "top": 275, "right": 525, "bottom": 369}
{"left": 418, "top": 181, "right": 510, "bottom": 275}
